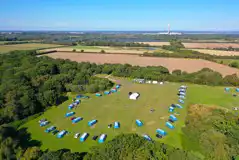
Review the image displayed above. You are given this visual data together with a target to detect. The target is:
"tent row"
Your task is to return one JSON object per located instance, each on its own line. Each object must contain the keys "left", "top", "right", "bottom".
{"left": 225, "top": 87, "right": 239, "bottom": 92}
{"left": 68, "top": 99, "right": 80, "bottom": 110}
{"left": 80, "top": 133, "right": 107, "bottom": 143}
{"left": 96, "top": 84, "right": 121, "bottom": 97}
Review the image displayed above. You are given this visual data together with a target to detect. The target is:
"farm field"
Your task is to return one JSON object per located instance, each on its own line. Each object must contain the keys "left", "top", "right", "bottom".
{"left": 21, "top": 79, "right": 239, "bottom": 153}
{"left": 42, "top": 45, "right": 156, "bottom": 54}
{"left": 215, "top": 59, "right": 239, "bottom": 65}
{"left": 0, "top": 43, "right": 63, "bottom": 53}
{"left": 140, "top": 42, "right": 239, "bottom": 49}
{"left": 45, "top": 52, "right": 239, "bottom": 76}
{"left": 191, "top": 49, "right": 239, "bottom": 56}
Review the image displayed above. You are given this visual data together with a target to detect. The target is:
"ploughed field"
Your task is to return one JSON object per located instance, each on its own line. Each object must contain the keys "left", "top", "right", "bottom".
{"left": 45, "top": 52, "right": 239, "bottom": 77}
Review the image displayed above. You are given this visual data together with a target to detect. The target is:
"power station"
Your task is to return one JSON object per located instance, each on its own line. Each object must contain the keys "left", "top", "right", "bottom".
{"left": 158, "top": 24, "right": 182, "bottom": 35}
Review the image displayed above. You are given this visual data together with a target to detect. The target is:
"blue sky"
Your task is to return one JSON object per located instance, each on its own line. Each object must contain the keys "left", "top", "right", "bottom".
{"left": 0, "top": 0, "right": 239, "bottom": 31}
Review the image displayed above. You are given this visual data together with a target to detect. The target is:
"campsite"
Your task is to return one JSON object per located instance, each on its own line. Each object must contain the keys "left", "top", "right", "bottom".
{"left": 22, "top": 76, "right": 239, "bottom": 152}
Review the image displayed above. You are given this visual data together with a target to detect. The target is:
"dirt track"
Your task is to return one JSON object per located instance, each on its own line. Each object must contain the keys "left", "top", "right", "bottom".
{"left": 46, "top": 52, "right": 239, "bottom": 77}
{"left": 141, "top": 42, "right": 239, "bottom": 49}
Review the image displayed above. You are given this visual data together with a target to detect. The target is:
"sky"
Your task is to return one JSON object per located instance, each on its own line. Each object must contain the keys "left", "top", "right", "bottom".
{"left": 0, "top": 0, "right": 239, "bottom": 31}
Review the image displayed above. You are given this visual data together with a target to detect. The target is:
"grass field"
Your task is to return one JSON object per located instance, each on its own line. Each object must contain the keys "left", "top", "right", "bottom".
{"left": 191, "top": 49, "right": 239, "bottom": 56}
{"left": 43, "top": 45, "right": 154, "bottom": 54}
{"left": 0, "top": 43, "right": 63, "bottom": 53}
{"left": 215, "top": 59, "right": 239, "bottom": 65}
{"left": 21, "top": 77, "right": 239, "bottom": 153}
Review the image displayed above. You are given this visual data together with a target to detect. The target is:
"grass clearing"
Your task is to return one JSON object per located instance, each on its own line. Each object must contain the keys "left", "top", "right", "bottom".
{"left": 21, "top": 79, "right": 239, "bottom": 153}
{"left": 0, "top": 43, "right": 63, "bottom": 53}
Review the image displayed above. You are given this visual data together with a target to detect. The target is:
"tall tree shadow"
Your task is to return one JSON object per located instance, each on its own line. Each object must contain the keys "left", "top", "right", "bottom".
{"left": 18, "top": 127, "right": 42, "bottom": 148}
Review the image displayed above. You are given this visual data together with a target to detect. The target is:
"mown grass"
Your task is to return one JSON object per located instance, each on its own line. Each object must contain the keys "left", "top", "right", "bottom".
{"left": 21, "top": 79, "right": 239, "bottom": 153}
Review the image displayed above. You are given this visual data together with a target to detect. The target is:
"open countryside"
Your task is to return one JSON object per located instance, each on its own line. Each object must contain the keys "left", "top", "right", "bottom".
{"left": 191, "top": 49, "right": 239, "bottom": 56}
{"left": 45, "top": 52, "right": 239, "bottom": 77}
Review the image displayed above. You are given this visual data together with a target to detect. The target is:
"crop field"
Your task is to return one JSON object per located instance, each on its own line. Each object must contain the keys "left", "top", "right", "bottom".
{"left": 21, "top": 78, "right": 239, "bottom": 153}
{"left": 141, "top": 42, "right": 239, "bottom": 49}
{"left": 191, "top": 49, "right": 239, "bottom": 56}
{"left": 215, "top": 59, "right": 239, "bottom": 65}
{"left": 42, "top": 45, "right": 155, "bottom": 54}
{"left": 45, "top": 52, "right": 239, "bottom": 77}
{"left": 0, "top": 43, "right": 63, "bottom": 53}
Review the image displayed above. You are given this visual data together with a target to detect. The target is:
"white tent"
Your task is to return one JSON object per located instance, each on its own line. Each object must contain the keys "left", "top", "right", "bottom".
{"left": 129, "top": 93, "right": 140, "bottom": 100}
{"left": 152, "top": 81, "right": 158, "bottom": 84}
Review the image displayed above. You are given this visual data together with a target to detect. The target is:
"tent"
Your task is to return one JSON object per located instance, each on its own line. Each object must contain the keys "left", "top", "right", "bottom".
{"left": 179, "top": 89, "right": 186, "bottom": 92}
{"left": 136, "top": 119, "right": 143, "bottom": 127}
{"left": 169, "top": 115, "right": 177, "bottom": 122}
{"left": 72, "top": 117, "right": 83, "bottom": 123}
{"left": 152, "top": 81, "right": 158, "bottom": 84}
{"left": 57, "top": 130, "right": 67, "bottom": 138}
{"left": 68, "top": 104, "right": 74, "bottom": 110}
{"left": 80, "top": 133, "right": 89, "bottom": 142}
{"left": 236, "top": 88, "right": 239, "bottom": 92}
{"left": 180, "top": 85, "right": 187, "bottom": 89}
{"left": 176, "top": 104, "right": 183, "bottom": 109}
{"left": 75, "top": 99, "right": 80, "bottom": 104}
{"left": 166, "top": 122, "right": 175, "bottom": 129}
{"left": 111, "top": 88, "right": 117, "bottom": 93}
{"left": 169, "top": 106, "right": 174, "bottom": 112}
{"left": 156, "top": 129, "right": 167, "bottom": 136}
{"left": 179, "top": 95, "right": 185, "bottom": 99}
{"left": 95, "top": 93, "right": 102, "bottom": 97}
{"left": 76, "top": 95, "right": 83, "bottom": 99}
{"left": 225, "top": 87, "right": 230, "bottom": 92}
{"left": 40, "top": 121, "right": 49, "bottom": 127}
{"left": 116, "top": 84, "right": 121, "bottom": 89}
{"left": 178, "top": 99, "right": 184, "bottom": 104}
{"left": 129, "top": 92, "right": 140, "bottom": 100}
{"left": 88, "top": 120, "right": 97, "bottom": 126}
{"left": 171, "top": 104, "right": 176, "bottom": 108}
{"left": 65, "top": 112, "right": 75, "bottom": 117}
{"left": 179, "top": 92, "right": 186, "bottom": 96}
{"left": 114, "top": 122, "right": 120, "bottom": 129}
{"left": 104, "top": 91, "right": 111, "bottom": 95}
{"left": 45, "top": 126, "right": 56, "bottom": 133}
{"left": 98, "top": 134, "right": 107, "bottom": 143}
{"left": 143, "top": 134, "right": 152, "bottom": 141}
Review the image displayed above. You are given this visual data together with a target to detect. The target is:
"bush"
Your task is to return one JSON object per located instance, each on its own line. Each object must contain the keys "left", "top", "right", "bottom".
{"left": 100, "top": 49, "right": 105, "bottom": 53}
{"left": 229, "top": 61, "right": 239, "bottom": 68}
{"left": 72, "top": 49, "right": 76, "bottom": 52}
{"left": 81, "top": 49, "right": 84, "bottom": 53}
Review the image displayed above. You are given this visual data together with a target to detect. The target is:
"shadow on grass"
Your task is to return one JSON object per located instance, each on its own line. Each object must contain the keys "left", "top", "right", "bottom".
{"left": 18, "top": 127, "right": 42, "bottom": 148}
{"left": 56, "top": 95, "right": 69, "bottom": 106}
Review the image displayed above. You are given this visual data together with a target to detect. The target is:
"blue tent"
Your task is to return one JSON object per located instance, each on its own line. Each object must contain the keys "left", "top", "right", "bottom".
{"left": 178, "top": 99, "right": 184, "bottom": 104}
{"left": 143, "top": 134, "right": 152, "bottom": 141}
{"left": 88, "top": 120, "right": 97, "bottom": 126}
{"left": 136, "top": 119, "right": 143, "bottom": 127}
{"left": 76, "top": 95, "right": 83, "bottom": 99}
{"left": 179, "top": 95, "right": 185, "bottom": 99}
{"left": 179, "top": 92, "right": 186, "bottom": 96}
{"left": 104, "top": 91, "right": 111, "bottom": 95}
{"left": 68, "top": 104, "right": 74, "bottom": 110}
{"left": 45, "top": 126, "right": 56, "bottom": 133}
{"left": 95, "top": 93, "right": 102, "bottom": 97}
{"left": 176, "top": 104, "right": 183, "bottom": 109}
{"left": 116, "top": 84, "right": 121, "bottom": 89}
{"left": 80, "top": 133, "right": 89, "bottom": 142}
{"left": 75, "top": 99, "right": 80, "bottom": 104}
{"left": 169, "top": 106, "right": 174, "bottom": 112}
{"left": 72, "top": 117, "right": 83, "bottom": 123}
{"left": 225, "top": 87, "right": 230, "bottom": 92}
{"left": 114, "top": 122, "right": 120, "bottom": 129}
{"left": 166, "top": 122, "right": 175, "bottom": 129}
{"left": 57, "top": 130, "right": 67, "bottom": 138}
{"left": 98, "top": 134, "right": 107, "bottom": 143}
{"left": 156, "top": 129, "right": 167, "bottom": 136}
{"left": 40, "top": 121, "right": 49, "bottom": 127}
{"left": 111, "top": 88, "right": 117, "bottom": 93}
{"left": 65, "top": 112, "right": 75, "bottom": 117}
{"left": 236, "top": 88, "right": 239, "bottom": 92}
{"left": 169, "top": 115, "right": 177, "bottom": 122}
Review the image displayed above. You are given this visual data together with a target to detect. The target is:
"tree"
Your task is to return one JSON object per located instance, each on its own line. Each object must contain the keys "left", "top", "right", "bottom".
{"left": 72, "top": 49, "right": 76, "bottom": 52}
{"left": 229, "top": 61, "right": 238, "bottom": 68}
{"left": 22, "top": 147, "right": 42, "bottom": 160}
{"left": 100, "top": 49, "right": 105, "bottom": 53}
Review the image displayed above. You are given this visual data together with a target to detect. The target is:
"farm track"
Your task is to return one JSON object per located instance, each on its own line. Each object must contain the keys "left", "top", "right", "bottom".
{"left": 45, "top": 52, "right": 239, "bottom": 77}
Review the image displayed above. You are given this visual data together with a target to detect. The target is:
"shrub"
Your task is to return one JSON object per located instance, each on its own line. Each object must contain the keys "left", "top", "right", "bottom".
{"left": 72, "top": 49, "right": 76, "bottom": 52}
{"left": 100, "top": 49, "right": 105, "bottom": 53}
{"left": 80, "top": 49, "right": 84, "bottom": 53}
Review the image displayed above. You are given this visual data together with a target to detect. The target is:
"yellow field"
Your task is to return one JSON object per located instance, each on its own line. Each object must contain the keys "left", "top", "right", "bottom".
{"left": 0, "top": 43, "right": 63, "bottom": 53}
{"left": 191, "top": 49, "right": 239, "bottom": 56}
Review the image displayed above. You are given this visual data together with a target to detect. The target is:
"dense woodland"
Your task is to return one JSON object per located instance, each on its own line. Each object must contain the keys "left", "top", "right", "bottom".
{"left": 0, "top": 50, "right": 239, "bottom": 159}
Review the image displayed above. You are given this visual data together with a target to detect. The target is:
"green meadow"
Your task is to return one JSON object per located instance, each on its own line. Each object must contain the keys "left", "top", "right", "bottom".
{"left": 21, "top": 79, "right": 239, "bottom": 153}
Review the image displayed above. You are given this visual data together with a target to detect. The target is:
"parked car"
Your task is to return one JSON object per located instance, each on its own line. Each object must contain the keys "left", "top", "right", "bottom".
{"left": 156, "top": 134, "right": 163, "bottom": 139}
{"left": 52, "top": 130, "right": 59, "bottom": 135}
{"left": 92, "top": 135, "right": 98, "bottom": 140}
{"left": 74, "top": 133, "right": 80, "bottom": 138}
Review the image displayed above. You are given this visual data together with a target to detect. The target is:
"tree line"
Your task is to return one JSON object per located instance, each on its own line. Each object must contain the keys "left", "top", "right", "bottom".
{"left": 78, "top": 40, "right": 151, "bottom": 47}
